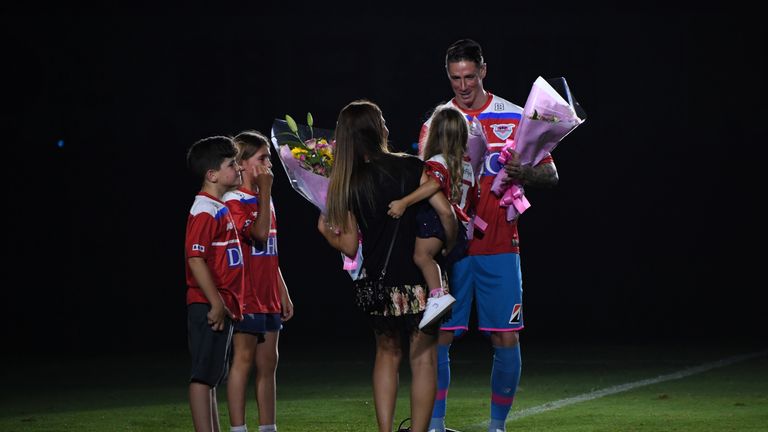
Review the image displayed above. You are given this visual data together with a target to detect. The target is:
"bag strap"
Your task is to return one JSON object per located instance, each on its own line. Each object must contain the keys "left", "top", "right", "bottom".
{"left": 379, "top": 218, "right": 400, "bottom": 279}
{"left": 378, "top": 176, "right": 405, "bottom": 279}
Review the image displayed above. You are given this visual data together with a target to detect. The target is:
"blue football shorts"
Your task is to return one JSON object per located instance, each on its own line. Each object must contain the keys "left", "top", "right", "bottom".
{"left": 234, "top": 312, "right": 282, "bottom": 335}
{"left": 441, "top": 253, "right": 524, "bottom": 335}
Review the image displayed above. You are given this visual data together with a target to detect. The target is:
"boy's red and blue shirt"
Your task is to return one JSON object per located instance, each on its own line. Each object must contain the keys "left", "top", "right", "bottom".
{"left": 185, "top": 191, "right": 244, "bottom": 320}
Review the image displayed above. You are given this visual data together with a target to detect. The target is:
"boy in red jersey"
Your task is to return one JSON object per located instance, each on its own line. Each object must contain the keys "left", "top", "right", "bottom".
{"left": 224, "top": 131, "right": 294, "bottom": 432}
{"left": 420, "top": 40, "right": 559, "bottom": 432}
{"left": 185, "top": 136, "right": 245, "bottom": 432}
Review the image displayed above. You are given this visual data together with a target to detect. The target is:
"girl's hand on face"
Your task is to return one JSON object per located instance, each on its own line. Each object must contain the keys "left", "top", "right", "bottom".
{"left": 253, "top": 165, "right": 274, "bottom": 191}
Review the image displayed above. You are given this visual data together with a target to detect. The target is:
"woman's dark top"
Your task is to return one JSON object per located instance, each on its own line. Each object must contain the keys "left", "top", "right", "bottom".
{"left": 353, "top": 153, "right": 425, "bottom": 287}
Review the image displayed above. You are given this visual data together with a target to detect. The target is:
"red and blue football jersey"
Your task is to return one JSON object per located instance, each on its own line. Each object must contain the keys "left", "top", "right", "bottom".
{"left": 423, "top": 154, "right": 476, "bottom": 224}
{"left": 420, "top": 93, "right": 554, "bottom": 256}
{"left": 224, "top": 188, "right": 281, "bottom": 314}
{"left": 185, "top": 192, "right": 244, "bottom": 320}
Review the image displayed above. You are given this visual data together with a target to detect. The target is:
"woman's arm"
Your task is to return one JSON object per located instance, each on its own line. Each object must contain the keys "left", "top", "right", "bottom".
{"left": 317, "top": 212, "right": 359, "bottom": 258}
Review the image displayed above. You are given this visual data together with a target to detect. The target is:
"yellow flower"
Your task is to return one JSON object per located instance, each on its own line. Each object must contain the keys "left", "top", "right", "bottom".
{"left": 291, "top": 147, "right": 308, "bottom": 157}
{"left": 279, "top": 112, "right": 335, "bottom": 176}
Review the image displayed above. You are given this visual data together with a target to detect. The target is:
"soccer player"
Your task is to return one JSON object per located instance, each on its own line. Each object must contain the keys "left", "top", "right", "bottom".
{"left": 422, "top": 39, "right": 559, "bottom": 432}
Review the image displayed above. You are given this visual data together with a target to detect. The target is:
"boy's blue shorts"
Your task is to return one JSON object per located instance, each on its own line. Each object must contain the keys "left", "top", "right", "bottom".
{"left": 187, "top": 303, "right": 233, "bottom": 387}
{"left": 441, "top": 253, "right": 524, "bottom": 335}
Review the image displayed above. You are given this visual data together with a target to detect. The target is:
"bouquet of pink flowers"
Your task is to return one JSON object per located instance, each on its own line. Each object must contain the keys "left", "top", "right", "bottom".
{"left": 491, "top": 76, "right": 586, "bottom": 221}
{"left": 271, "top": 113, "right": 363, "bottom": 279}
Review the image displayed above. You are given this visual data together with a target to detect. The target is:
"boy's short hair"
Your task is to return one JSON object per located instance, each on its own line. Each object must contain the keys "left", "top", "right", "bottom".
{"left": 445, "top": 38, "right": 484, "bottom": 68}
{"left": 186, "top": 136, "right": 237, "bottom": 179}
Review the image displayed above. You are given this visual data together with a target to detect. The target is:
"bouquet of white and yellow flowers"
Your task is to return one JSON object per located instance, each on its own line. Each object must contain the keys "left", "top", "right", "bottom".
{"left": 271, "top": 113, "right": 363, "bottom": 279}
{"left": 271, "top": 113, "right": 335, "bottom": 213}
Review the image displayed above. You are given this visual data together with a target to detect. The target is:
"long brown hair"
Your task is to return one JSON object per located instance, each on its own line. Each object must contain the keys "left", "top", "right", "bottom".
{"left": 232, "top": 130, "right": 269, "bottom": 163}
{"left": 326, "top": 100, "right": 390, "bottom": 232}
{"left": 421, "top": 106, "right": 468, "bottom": 203}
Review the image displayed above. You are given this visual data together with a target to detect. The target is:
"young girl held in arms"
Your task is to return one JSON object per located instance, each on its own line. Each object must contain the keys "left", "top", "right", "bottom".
{"left": 388, "top": 106, "right": 476, "bottom": 329}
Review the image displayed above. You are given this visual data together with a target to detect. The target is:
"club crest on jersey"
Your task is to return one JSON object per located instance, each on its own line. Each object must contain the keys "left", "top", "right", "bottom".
{"left": 491, "top": 124, "right": 515, "bottom": 141}
{"left": 509, "top": 304, "right": 522, "bottom": 324}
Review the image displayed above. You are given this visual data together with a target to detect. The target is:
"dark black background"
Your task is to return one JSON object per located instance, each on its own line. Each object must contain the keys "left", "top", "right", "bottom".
{"left": 3, "top": 7, "right": 765, "bottom": 355}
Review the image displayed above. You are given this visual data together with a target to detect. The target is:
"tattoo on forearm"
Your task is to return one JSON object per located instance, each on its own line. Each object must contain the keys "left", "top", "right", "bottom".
{"left": 523, "top": 163, "right": 558, "bottom": 188}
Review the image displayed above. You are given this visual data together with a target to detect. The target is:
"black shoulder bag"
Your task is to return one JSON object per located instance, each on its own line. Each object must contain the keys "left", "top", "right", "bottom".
{"left": 353, "top": 218, "right": 400, "bottom": 313}
{"left": 353, "top": 177, "right": 405, "bottom": 313}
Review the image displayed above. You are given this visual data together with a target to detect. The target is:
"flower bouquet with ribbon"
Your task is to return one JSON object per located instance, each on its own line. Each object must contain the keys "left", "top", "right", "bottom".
{"left": 271, "top": 113, "right": 363, "bottom": 279}
{"left": 491, "top": 76, "right": 586, "bottom": 221}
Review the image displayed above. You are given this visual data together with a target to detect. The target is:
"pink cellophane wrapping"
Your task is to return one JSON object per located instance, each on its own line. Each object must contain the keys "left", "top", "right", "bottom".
{"left": 278, "top": 145, "right": 329, "bottom": 213}
{"left": 491, "top": 76, "right": 585, "bottom": 221}
{"left": 271, "top": 120, "right": 363, "bottom": 278}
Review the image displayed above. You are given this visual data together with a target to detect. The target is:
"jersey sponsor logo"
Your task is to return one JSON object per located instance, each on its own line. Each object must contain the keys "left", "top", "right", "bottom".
{"left": 191, "top": 244, "right": 205, "bottom": 253}
{"left": 227, "top": 247, "right": 243, "bottom": 267}
{"left": 251, "top": 235, "right": 278, "bottom": 256}
{"left": 490, "top": 123, "right": 515, "bottom": 141}
{"left": 509, "top": 303, "right": 522, "bottom": 324}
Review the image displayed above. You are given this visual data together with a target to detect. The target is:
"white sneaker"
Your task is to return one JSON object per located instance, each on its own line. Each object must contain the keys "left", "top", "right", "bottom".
{"left": 419, "top": 294, "right": 456, "bottom": 329}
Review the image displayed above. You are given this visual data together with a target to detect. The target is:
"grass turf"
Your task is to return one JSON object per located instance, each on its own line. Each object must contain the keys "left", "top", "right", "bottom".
{"left": 1, "top": 338, "right": 765, "bottom": 431}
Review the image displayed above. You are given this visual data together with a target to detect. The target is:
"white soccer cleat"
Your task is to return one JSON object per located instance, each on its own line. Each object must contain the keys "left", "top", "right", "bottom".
{"left": 419, "top": 294, "right": 456, "bottom": 329}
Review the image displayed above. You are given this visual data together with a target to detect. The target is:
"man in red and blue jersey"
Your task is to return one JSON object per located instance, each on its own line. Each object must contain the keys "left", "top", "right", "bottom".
{"left": 420, "top": 39, "right": 559, "bottom": 432}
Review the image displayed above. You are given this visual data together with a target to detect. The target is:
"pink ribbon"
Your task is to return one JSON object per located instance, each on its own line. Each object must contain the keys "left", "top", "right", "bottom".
{"left": 342, "top": 254, "right": 358, "bottom": 270}
{"left": 501, "top": 184, "right": 531, "bottom": 214}
{"left": 491, "top": 139, "right": 532, "bottom": 221}
{"left": 342, "top": 238, "right": 363, "bottom": 271}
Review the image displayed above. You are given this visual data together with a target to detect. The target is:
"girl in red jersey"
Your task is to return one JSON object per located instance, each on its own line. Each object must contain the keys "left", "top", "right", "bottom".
{"left": 387, "top": 105, "right": 476, "bottom": 329}
{"left": 224, "top": 131, "right": 293, "bottom": 432}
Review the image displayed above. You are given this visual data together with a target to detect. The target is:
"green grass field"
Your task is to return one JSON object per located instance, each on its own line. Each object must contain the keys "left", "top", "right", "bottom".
{"left": 1, "top": 338, "right": 766, "bottom": 432}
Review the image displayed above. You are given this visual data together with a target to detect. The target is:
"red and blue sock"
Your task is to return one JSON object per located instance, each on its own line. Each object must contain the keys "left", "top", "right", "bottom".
{"left": 429, "top": 344, "right": 451, "bottom": 431}
{"left": 488, "top": 345, "right": 521, "bottom": 431}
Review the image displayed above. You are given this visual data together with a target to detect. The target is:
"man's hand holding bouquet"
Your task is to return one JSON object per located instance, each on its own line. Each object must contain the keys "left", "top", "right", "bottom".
{"left": 491, "top": 76, "right": 586, "bottom": 221}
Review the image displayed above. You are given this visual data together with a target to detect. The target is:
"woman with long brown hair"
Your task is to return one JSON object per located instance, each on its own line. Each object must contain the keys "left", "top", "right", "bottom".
{"left": 317, "top": 100, "right": 457, "bottom": 432}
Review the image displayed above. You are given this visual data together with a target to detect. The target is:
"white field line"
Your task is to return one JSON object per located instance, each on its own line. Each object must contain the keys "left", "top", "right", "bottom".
{"left": 465, "top": 349, "right": 767, "bottom": 430}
